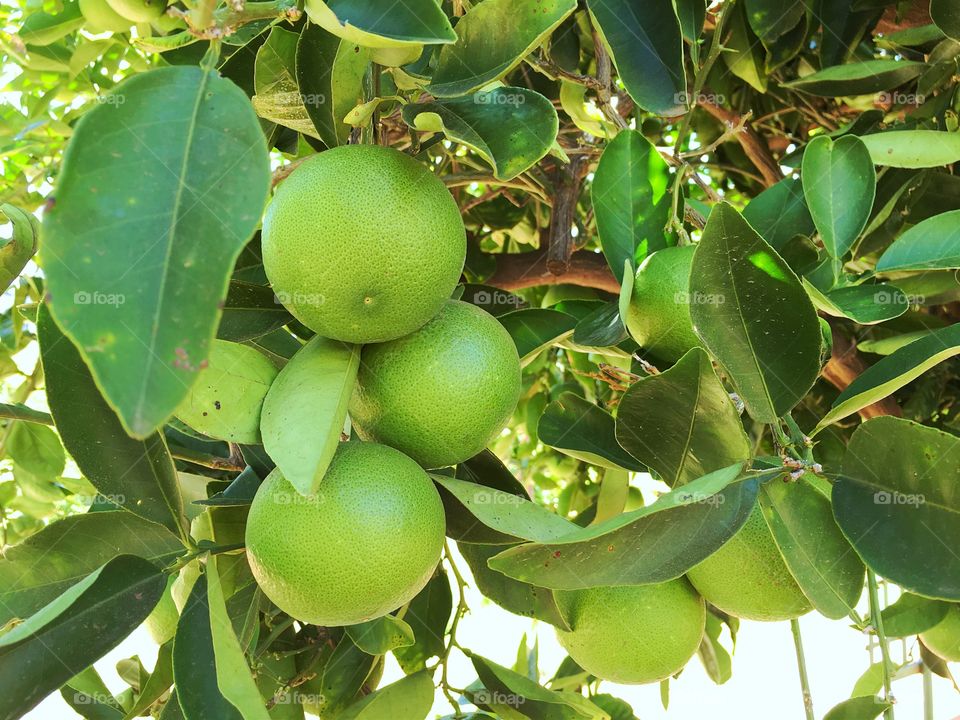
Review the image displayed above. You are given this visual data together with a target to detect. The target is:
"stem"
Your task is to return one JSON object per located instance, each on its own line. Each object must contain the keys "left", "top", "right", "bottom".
{"left": 922, "top": 661, "right": 933, "bottom": 720}
{"left": 438, "top": 541, "right": 469, "bottom": 717}
{"left": 867, "top": 569, "right": 896, "bottom": 720}
{"left": 790, "top": 618, "right": 815, "bottom": 720}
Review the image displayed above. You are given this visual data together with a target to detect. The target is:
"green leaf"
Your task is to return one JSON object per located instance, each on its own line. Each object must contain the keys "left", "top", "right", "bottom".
{"left": 0, "top": 511, "right": 182, "bottom": 627}
{"left": 296, "top": 22, "right": 370, "bottom": 148}
{"left": 783, "top": 60, "right": 926, "bottom": 96}
{"left": 217, "top": 281, "right": 293, "bottom": 342}
{"left": 877, "top": 209, "right": 960, "bottom": 271}
{"left": 39, "top": 305, "right": 187, "bottom": 538}
{"left": 122, "top": 642, "right": 174, "bottom": 720}
{"left": 207, "top": 557, "right": 271, "bottom": 720}
{"left": 742, "top": 177, "right": 814, "bottom": 251}
{"left": 0, "top": 203, "right": 38, "bottom": 293}
{"left": 458, "top": 542, "right": 570, "bottom": 630}
{"left": 393, "top": 570, "right": 452, "bottom": 673}
{"left": 802, "top": 281, "right": 908, "bottom": 325}
{"left": 592, "top": 130, "right": 672, "bottom": 282}
{"left": 571, "top": 301, "right": 627, "bottom": 348}
{"left": 17, "top": 0, "right": 85, "bottom": 45}
{"left": 823, "top": 696, "right": 892, "bottom": 720}
{"left": 252, "top": 27, "right": 321, "bottom": 138}
{"left": 345, "top": 614, "right": 415, "bottom": 655}
{"left": 859, "top": 130, "right": 960, "bottom": 168}
{"left": 0, "top": 555, "right": 165, "bottom": 720}
{"left": 488, "top": 465, "right": 766, "bottom": 589}
{"left": 336, "top": 671, "right": 434, "bottom": 720}
{"left": 615, "top": 348, "right": 750, "bottom": 487}
{"left": 697, "top": 613, "right": 732, "bottom": 686}
{"left": 432, "top": 475, "right": 578, "bottom": 544}
{"left": 428, "top": 0, "right": 577, "bottom": 97}
{"left": 801, "top": 135, "right": 876, "bottom": 259}
{"left": 260, "top": 336, "right": 359, "bottom": 496}
{"left": 689, "top": 203, "right": 822, "bottom": 423}
{"left": 931, "top": 0, "right": 960, "bottom": 40}
{"left": 836, "top": 417, "right": 960, "bottom": 600}
{"left": 304, "top": 0, "right": 456, "bottom": 47}
{"left": 174, "top": 574, "right": 242, "bottom": 720}
{"left": 316, "top": 636, "right": 379, "bottom": 716}
{"left": 7, "top": 420, "right": 64, "bottom": 481}
{"left": 539, "top": 392, "right": 645, "bottom": 471}
{"left": 759, "top": 478, "right": 865, "bottom": 620}
{"left": 745, "top": 0, "right": 805, "bottom": 41}
{"left": 497, "top": 308, "right": 577, "bottom": 365}
{"left": 41, "top": 65, "right": 270, "bottom": 438}
{"left": 813, "top": 322, "right": 960, "bottom": 433}
{"left": 878, "top": 592, "right": 951, "bottom": 637}
{"left": 402, "top": 88, "right": 558, "bottom": 181}
{"left": 586, "top": 0, "right": 685, "bottom": 115}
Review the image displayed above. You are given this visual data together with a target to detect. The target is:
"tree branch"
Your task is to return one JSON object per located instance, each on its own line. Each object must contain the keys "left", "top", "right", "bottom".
{"left": 487, "top": 249, "right": 620, "bottom": 294}
{"left": 546, "top": 154, "right": 587, "bottom": 276}
{"left": 699, "top": 99, "right": 784, "bottom": 187}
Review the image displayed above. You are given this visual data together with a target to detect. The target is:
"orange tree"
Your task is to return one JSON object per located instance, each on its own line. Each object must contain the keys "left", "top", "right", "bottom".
{"left": 1, "top": 0, "right": 960, "bottom": 718}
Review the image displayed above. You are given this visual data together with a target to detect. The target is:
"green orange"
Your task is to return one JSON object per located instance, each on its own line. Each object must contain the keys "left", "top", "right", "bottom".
{"left": 687, "top": 506, "right": 812, "bottom": 621}
{"left": 245, "top": 442, "right": 445, "bottom": 626}
{"left": 625, "top": 245, "right": 700, "bottom": 363}
{"left": 105, "top": 0, "right": 165, "bottom": 21}
{"left": 79, "top": 0, "right": 131, "bottom": 33}
{"left": 555, "top": 579, "right": 706, "bottom": 684}
{"left": 350, "top": 300, "right": 522, "bottom": 468}
{"left": 262, "top": 145, "right": 465, "bottom": 343}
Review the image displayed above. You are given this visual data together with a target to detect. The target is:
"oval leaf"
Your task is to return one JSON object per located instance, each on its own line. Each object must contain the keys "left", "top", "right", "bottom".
{"left": 540, "top": 392, "right": 645, "bottom": 471}
{"left": 784, "top": 60, "right": 926, "bottom": 96}
{"left": 877, "top": 209, "right": 960, "bottom": 271}
{"left": 859, "top": 130, "right": 960, "bottom": 168}
{"left": 497, "top": 308, "right": 577, "bottom": 365}
{"left": 305, "top": 0, "right": 456, "bottom": 47}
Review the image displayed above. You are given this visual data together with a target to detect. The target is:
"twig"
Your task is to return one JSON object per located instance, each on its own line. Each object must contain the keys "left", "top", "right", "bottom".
{"left": 546, "top": 154, "right": 587, "bottom": 275}
{"left": 868, "top": 569, "right": 897, "bottom": 720}
{"left": 791, "top": 618, "right": 816, "bottom": 720}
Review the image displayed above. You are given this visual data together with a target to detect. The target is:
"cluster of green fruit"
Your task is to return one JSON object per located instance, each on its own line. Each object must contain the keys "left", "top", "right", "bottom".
{"left": 78, "top": 0, "right": 178, "bottom": 34}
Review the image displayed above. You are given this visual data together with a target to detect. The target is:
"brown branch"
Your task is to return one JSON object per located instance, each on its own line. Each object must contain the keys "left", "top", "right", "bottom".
{"left": 546, "top": 154, "right": 587, "bottom": 276}
{"left": 822, "top": 327, "right": 902, "bottom": 420}
{"left": 487, "top": 249, "right": 620, "bottom": 294}
{"left": 699, "top": 99, "right": 784, "bottom": 187}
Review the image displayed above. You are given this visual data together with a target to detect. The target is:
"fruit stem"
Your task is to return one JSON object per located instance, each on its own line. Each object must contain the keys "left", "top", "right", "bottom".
{"left": 867, "top": 569, "right": 896, "bottom": 719}
{"left": 922, "top": 659, "right": 933, "bottom": 720}
{"left": 790, "top": 618, "right": 815, "bottom": 720}
{"left": 438, "top": 540, "right": 470, "bottom": 716}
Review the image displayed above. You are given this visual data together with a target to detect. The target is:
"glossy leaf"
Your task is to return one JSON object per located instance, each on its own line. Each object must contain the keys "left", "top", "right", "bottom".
{"left": 345, "top": 614, "right": 415, "bottom": 655}
{"left": 802, "top": 281, "right": 908, "bottom": 325}
{"left": 497, "top": 308, "right": 577, "bottom": 365}
{"left": 122, "top": 642, "right": 174, "bottom": 720}
{"left": 488, "top": 465, "right": 765, "bottom": 589}
{"left": 260, "top": 336, "right": 359, "bottom": 496}
{"left": 813, "top": 322, "right": 960, "bottom": 433}
{"left": 41, "top": 65, "right": 270, "bottom": 438}
{"left": 784, "top": 60, "right": 926, "bottom": 96}
{"left": 759, "top": 477, "right": 865, "bottom": 620}
{"left": 745, "top": 0, "right": 805, "bottom": 41}
{"left": 539, "top": 392, "right": 645, "bottom": 471}
{"left": 17, "top": 0, "right": 84, "bottom": 45}
{"left": 931, "top": 0, "right": 960, "bottom": 40}
{"left": 428, "top": 0, "right": 577, "bottom": 97}
{"left": 39, "top": 304, "right": 187, "bottom": 538}
{"left": 592, "top": 130, "right": 672, "bottom": 282}
{"left": 0, "top": 511, "right": 182, "bottom": 627}
{"left": 689, "top": 203, "right": 822, "bottom": 422}
{"left": 877, "top": 209, "right": 960, "bottom": 271}
{"left": 586, "top": 0, "right": 685, "bottom": 115}
{"left": 859, "top": 130, "right": 960, "bottom": 168}
{"left": 304, "top": 0, "right": 456, "bottom": 47}
{"left": 615, "top": 348, "right": 750, "bottom": 487}
{"left": 252, "top": 27, "right": 320, "bottom": 138}
{"left": 0, "top": 203, "right": 38, "bottom": 293}
{"left": 402, "top": 88, "right": 558, "bottom": 181}
{"left": 0, "top": 555, "right": 165, "bottom": 720}
{"left": 337, "top": 671, "right": 434, "bottom": 720}
{"left": 879, "top": 592, "right": 951, "bottom": 637}
{"left": 217, "top": 280, "right": 293, "bottom": 342}
{"left": 742, "top": 177, "right": 814, "bottom": 251}
{"left": 571, "top": 300, "right": 627, "bottom": 348}
{"left": 801, "top": 135, "right": 876, "bottom": 259}
{"left": 823, "top": 696, "right": 892, "bottom": 720}
{"left": 393, "top": 570, "right": 452, "bottom": 673}
{"left": 296, "top": 22, "right": 370, "bottom": 148}
{"left": 835, "top": 417, "right": 960, "bottom": 600}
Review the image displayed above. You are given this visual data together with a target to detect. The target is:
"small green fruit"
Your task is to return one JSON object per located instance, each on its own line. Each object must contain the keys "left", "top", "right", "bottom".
{"left": 79, "top": 0, "right": 132, "bottom": 33}
{"left": 143, "top": 574, "right": 178, "bottom": 644}
{"left": 105, "top": 0, "right": 165, "bottom": 22}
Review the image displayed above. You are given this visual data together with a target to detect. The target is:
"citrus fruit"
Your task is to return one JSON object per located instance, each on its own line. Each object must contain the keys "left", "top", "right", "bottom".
{"left": 175, "top": 340, "right": 278, "bottom": 444}
{"left": 920, "top": 605, "right": 960, "bottom": 661}
{"left": 105, "top": 0, "right": 165, "bottom": 21}
{"left": 262, "top": 145, "right": 465, "bottom": 343}
{"left": 350, "top": 300, "right": 522, "bottom": 468}
{"left": 625, "top": 245, "right": 701, "bottom": 363}
{"left": 144, "top": 574, "right": 178, "bottom": 644}
{"left": 554, "top": 579, "right": 706, "bottom": 684}
{"left": 79, "top": 0, "right": 131, "bottom": 32}
{"left": 687, "top": 506, "right": 812, "bottom": 621}
{"left": 245, "top": 441, "right": 445, "bottom": 626}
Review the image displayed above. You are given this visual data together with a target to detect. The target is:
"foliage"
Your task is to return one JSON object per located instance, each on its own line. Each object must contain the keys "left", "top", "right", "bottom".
{"left": 2, "top": 0, "right": 960, "bottom": 718}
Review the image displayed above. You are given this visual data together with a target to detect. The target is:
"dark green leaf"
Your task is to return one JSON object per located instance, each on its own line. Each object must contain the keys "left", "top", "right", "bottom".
{"left": 592, "top": 130, "right": 672, "bottom": 282}
{"left": 394, "top": 570, "right": 452, "bottom": 673}
{"left": 836, "top": 417, "right": 960, "bottom": 600}
{"left": 317, "top": 636, "right": 378, "bottom": 716}
{"left": 745, "top": 0, "right": 805, "bottom": 41}
{"left": 345, "top": 614, "right": 415, "bottom": 655}
{"left": 540, "top": 392, "right": 644, "bottom": 471}
{"left": 587, "top": 0, "right": 685, "bottom": 114}
{"left": 742, "top": 177, "right": 814, "bottom": 251}
{"left": 336, "top": 671, "right": 434, "bottom": 720}
{"left": 402, "top": 88, "right": 558, "bottom": 181}
{"left": 428, "top": 0, "right": 577, "bottom": 97}
{"left": 0, "top": 555, "right": 165, "bottom": 720}
{"left": 122, "top": 642, "right": 174, "bottom": 720}
{"left": 690, "top": 203, "right": 822, "bottom": 422}
{"left": 497, "top": 308, "right": 577, "bottom": 365}
{"left": 217, "top": 281, "right": 293, "bottom": 342}
{"left": 571, "top": 301, "right": 627, "bottom": 348}
{"left": 41, "top": 66, "right": 270, "bottom": 438}
{"left": 877, "top": 209, "right": 960, "bottom": 271}
{"left": 304, "top": 0, "right": 456, "bottom": 47}
{"left": 803, "top": 281, "right": 908, "bottom": 325}
{"left": 801, "top": 135, "right": 876, "bottom": 259}
{"left": 39, "top": 305, "right": 187, "bottom": 538}
{"left": 859, "top": 130, "right": 960, "bottom": 168}
{"left": 931, "top": 0, "right": 960, "bottom": 40}
{"left": 0, "top": 203, "right": 38, "bottom": 293}
{"left": 784, "top": 60, "right": 926, "bottom": 95}
{"left": 615, "top": 348, "right": 750, "bottom": 487}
